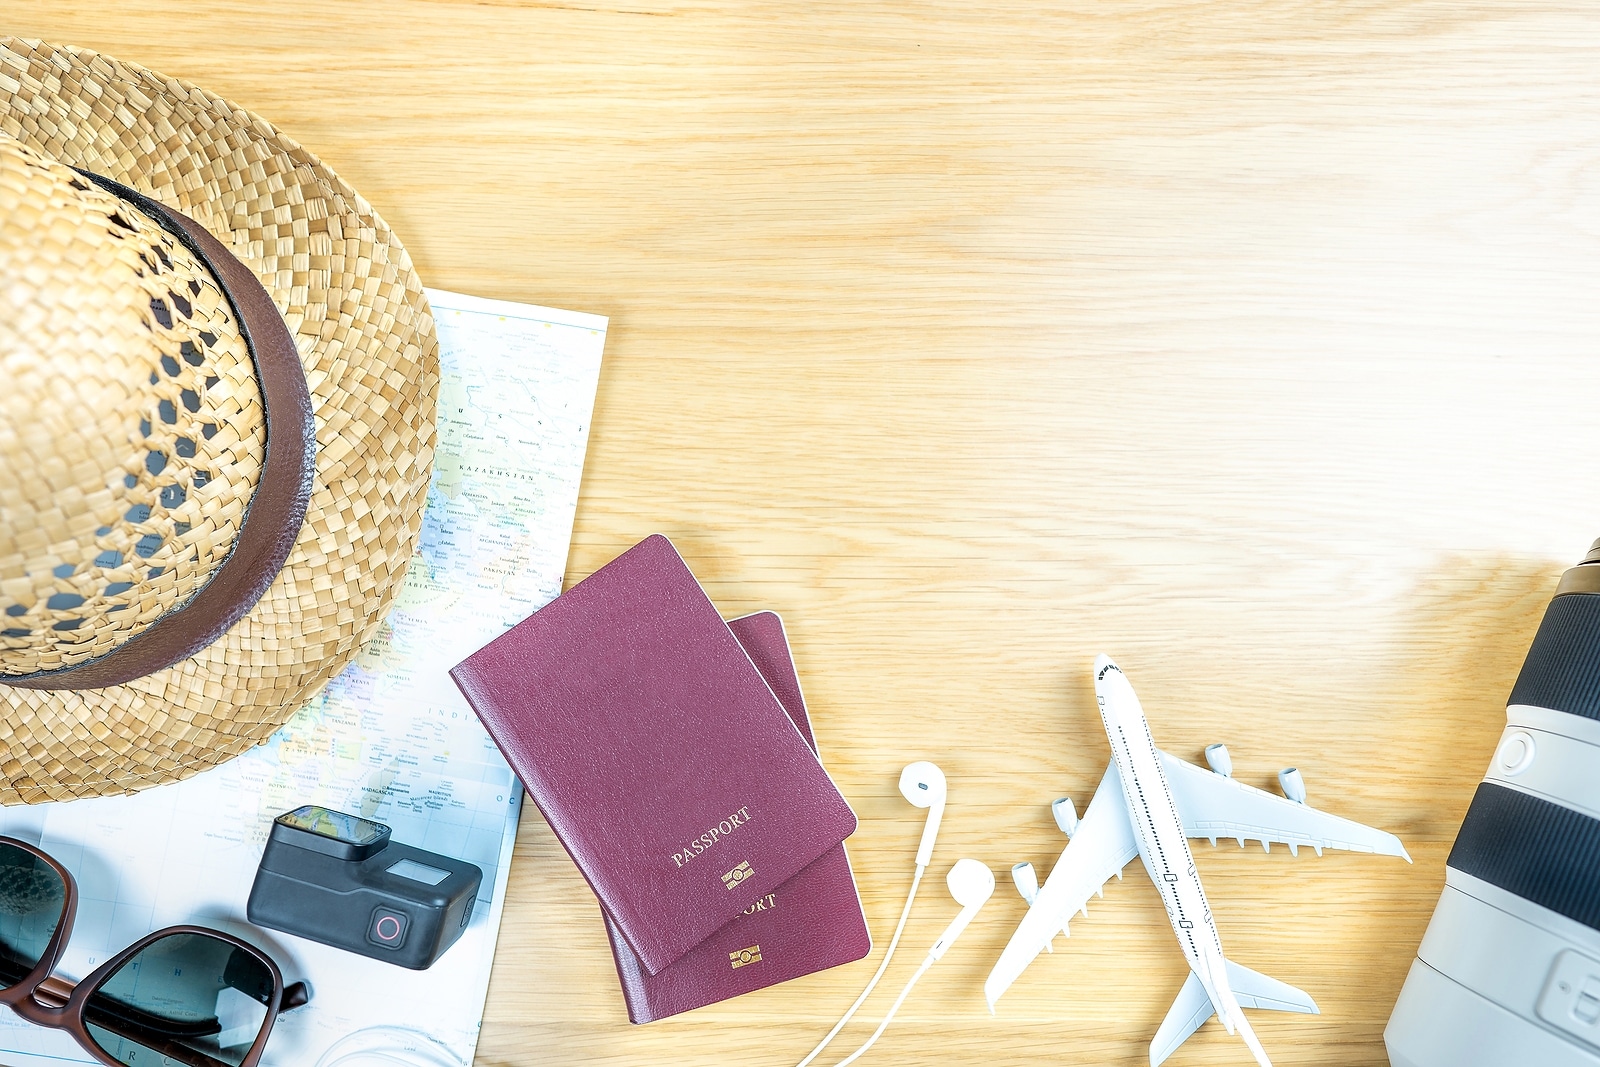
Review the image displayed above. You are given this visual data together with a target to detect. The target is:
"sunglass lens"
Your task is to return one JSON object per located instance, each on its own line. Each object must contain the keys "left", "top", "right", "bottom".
{"left": 84, "top": 932, "right": 277, "bottom": 1067}
{"left": 0, "top": 841, "right": 66, "bottom": 990}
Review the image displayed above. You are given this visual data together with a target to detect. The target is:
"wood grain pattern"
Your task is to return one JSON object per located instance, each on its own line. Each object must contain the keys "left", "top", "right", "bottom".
{"left": 8, "top": 3, "right": 1600, "bottom": 1063}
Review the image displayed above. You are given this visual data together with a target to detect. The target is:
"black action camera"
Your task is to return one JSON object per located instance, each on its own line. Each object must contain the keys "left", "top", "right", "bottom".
{"left": 246, "top": 805, "right": 483, "bottom": 970}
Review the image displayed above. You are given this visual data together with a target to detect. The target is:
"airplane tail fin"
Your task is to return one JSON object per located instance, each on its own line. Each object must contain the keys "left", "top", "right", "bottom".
{"left": 1233, "top": 1011, "right": 1272, "bottom": 1067}
{"left": 1150, "top": 970, "right": 1211, "bottom": 1067}
{"left": 1225, "top": 958, "right": 1319, "bottom": 1015}
{"left": 1148, "top": 960, "right": 1318, "bottom": 1067}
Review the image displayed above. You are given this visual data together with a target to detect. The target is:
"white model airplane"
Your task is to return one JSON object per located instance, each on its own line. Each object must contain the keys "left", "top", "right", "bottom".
{"left": 986, "top": 655, "right": 1410, "bottom": 1067}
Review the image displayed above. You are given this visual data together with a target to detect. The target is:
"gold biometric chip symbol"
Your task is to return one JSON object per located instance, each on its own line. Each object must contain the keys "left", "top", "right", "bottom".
{"left": 729, "top": 945, "right": 762, "bottom": 969}
{"left": 722, "top": 860, "right": 753, "bottom": 889}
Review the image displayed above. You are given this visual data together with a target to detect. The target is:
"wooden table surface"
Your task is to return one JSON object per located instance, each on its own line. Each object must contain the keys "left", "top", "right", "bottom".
{"left": 10, "top": 3, "right": 1600, "bottom": 1064}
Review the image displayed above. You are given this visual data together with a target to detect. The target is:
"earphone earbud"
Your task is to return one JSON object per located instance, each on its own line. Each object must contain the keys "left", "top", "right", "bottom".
{"left": 796, "top": 760, "right": 950, "bottom": 1067}
{"left": 926, "top": 858, "right": 995, "bottom": 961}
{"left": 897, "top": 761, "right": 947, "bottom": 869}
{"left": 828, "top": 858, "right": 997, "bottom": 1067}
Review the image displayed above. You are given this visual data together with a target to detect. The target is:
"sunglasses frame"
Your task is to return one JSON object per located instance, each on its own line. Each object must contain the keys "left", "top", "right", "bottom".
{"left": 0, "top": 836, "right": 290, "bottom": 1067}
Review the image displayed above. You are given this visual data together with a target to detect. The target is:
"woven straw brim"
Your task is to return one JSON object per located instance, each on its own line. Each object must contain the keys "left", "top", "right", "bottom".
{"left": 0, "top": 38, "right": 439, "bottom": 804}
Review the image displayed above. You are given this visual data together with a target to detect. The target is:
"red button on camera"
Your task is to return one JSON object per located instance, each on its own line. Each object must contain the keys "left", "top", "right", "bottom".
{"left": 367, "top": 907, "right": 410, "bottom": 949}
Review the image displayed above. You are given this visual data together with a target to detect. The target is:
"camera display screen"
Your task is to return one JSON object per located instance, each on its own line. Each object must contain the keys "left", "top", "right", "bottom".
{"left": 278, "top": 805, "right": 387, "bottom": 846}
{"left": 386, "top": 859, "right": 451, "bottom": 886}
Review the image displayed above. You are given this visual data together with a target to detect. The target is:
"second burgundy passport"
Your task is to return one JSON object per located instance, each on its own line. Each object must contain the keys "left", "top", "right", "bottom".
{"left": 450, "top": 534, "right": 858, "bottom": 975}
{"left": 604, "top": 611, "right": 871, "bottom": 1022}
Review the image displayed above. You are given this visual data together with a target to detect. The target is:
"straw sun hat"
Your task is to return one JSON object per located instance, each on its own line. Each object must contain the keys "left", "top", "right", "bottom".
{"left": 0, "top": 38, "right": 438, "bottom": 804}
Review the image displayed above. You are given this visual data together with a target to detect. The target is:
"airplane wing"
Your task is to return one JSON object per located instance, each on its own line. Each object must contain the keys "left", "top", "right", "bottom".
{"left": 984, "top": 763, "right": 1141, "bottom": 1011}
{"left": 1159, "top": 751, "right": 1410, "bottom": 860}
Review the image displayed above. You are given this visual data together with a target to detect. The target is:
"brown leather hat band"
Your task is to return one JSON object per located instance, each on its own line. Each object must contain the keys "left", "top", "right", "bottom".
{"left": 0, "top": 175, "right": 315, "bottom": 691}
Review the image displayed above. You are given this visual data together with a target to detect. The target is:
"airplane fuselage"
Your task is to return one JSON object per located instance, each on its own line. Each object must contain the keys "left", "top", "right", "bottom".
{"left": 985, "top": 654, "right": 1405, "bottom": 1066}
{"left": 1094, "top": 657, "right": 1242, "bottom": 1031}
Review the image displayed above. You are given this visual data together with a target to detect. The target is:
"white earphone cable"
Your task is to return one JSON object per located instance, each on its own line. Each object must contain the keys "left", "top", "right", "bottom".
{"left": 793, "top": 862, "right": 925, "bottom": 1067}
{"left": 828, "top": 955, "right": 935, "bottom": 1067}
{"left": 313, "top": 1026, "right": 464, "bottom": 1067}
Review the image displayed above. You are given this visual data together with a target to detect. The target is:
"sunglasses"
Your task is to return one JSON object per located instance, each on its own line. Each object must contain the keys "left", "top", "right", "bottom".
{"left": 0, "top": 837, "right": 308, "bottom": 1067}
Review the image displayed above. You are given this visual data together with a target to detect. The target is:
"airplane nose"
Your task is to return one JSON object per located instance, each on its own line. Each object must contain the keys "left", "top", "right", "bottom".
{"left": 1093, "top": 653, "right": 1119, "bottom": 679}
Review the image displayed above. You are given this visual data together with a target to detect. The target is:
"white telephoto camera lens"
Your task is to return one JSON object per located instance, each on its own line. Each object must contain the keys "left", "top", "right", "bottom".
{"left": 1387, "top": 538, "right": 1600, "bottom": 1067}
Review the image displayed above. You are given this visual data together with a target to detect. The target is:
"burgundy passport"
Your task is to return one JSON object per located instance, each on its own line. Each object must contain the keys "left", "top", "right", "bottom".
{"left": 449, "top": 534, "right": 858, "bottom": 975}
{"left": 604, "top": 611, "right": 871, "bottom": 1022}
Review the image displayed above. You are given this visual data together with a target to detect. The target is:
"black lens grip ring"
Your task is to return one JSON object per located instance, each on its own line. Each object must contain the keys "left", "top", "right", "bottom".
{"left": 1509, "top": 591, "right": 1600, "bottom": 721}
{"left": 1449, "top": 782, "right": 1600, "bottom": 933}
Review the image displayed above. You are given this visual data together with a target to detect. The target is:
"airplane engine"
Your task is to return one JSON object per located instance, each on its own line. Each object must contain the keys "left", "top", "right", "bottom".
{"left": 1204, "top": 743, "right": 1233, "bottom": 777}
{"left": 1011, "top": 861, "right": 1039, "bottom": 905}
{"left": 1051, "top": 797, "right": 1079, "bottom": 837}
{"left": 1279, "top": 767, "right": 1307, "bottom": 804}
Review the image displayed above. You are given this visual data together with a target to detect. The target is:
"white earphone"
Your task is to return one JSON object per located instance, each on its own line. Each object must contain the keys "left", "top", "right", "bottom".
{"left": 795, "top": 760, "right": 950, "bottom": 1067}
{"left": 897, "top": 761, "right": 946, "bottom": 870}
{"left": 830, "top": 858, "right": 995, "bottom": 1067}
{"left": 925, "top": 858, "right": 995, "bottom": 961}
